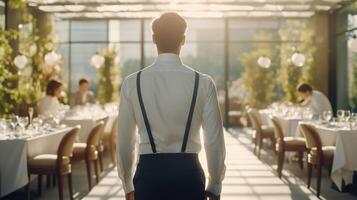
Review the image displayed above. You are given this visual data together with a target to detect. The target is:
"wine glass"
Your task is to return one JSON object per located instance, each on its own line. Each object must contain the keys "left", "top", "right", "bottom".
{"left": 337, "top": 109, "right": 345, "bottom": 122}
{"left": 345, "top": 110, "right": 351, "bottom": 122}
{"left": 32, "top": 118, "right": 43, "bottom": 133}
{"left": 322, "top": 110, "right": 332, "bottom": 122}
{"left": 28, "top": 107, "right": 34, "bottom": 124}
{"left": 18, "top": 117, "right": 29, "bottom": 132}
{"left": 351, "top": 113, "right": 357, "bottom": 129}
{"left": 9, "top": 116, "right": 18, "bottom": 131}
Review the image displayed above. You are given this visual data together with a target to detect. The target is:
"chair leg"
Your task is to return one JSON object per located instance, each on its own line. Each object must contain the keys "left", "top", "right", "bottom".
{"left": 257, "top": 136, "right": 263, "bottom": 159}
{"left": 99, "top": 150, "right": 104, "bottom": 172}
{"left": 94, "top": 159, "right": 100, "bottom": 183}
{"left": 85, "top": 159, "right": 92, "bottom": 190}
{"left": 298, "top": 152, "right": 304, "bottom": 169}
{"left": 57, "top": 174, "right": 64, "bottom": 200}
{"left": 37, "top": 175, "right": 42, "bottom": 195}
{"left": 316, "top": 164, "right": 322, "bottom": 197}
{"left": 67, "top": 173, "right": 74, "bottom": 200}
{"left": 307, "top": 163, "right": 312, "bottom": 189}
{"left": 26, "top": 174, "right": 31, "bottom": 200}
{"left": 110, "top": 141, "right": 116, "bottom": 164}
{"left": 277, "top": 150, "right": 285, "bottom": 179}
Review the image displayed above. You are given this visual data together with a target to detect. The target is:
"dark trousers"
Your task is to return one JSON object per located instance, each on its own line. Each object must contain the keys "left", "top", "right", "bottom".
{"left": 133, "top": 153, "right": 205, "bottom": 200}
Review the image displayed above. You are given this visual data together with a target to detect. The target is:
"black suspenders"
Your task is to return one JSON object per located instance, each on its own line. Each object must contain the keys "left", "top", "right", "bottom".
{"left": 136, "top": 71, "right": 200, "bottom": 154}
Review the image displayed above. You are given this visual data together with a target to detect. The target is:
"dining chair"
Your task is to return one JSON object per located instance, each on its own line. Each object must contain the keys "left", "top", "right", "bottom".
{"left": 97, "top": 117, "right": 109, "bottom": 172}
{"left": 299, "top": 124, "right": 335, "bottom": 197}
{"left": 101, "top": 116, "right": 118, "bottom": 164}
{"left": 72, "top": 121, "right": 104, "bottom": 191}
{"left": 27, "top": 127, "right": 80, "bottom": 200}
{"left": 271, "top": 117, "right": 307, "bottom": 178}
{"left": 247, "top": 108, "right": 275, "bottom": 158}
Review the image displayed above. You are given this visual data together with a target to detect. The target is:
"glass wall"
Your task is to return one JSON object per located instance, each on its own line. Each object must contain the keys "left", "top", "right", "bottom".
{"left": 53, "top": 17, "right": 306, "bottom": 121}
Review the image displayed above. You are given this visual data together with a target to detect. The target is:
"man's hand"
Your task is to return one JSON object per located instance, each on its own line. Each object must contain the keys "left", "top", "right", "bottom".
{"left": 125, "top": 191, "right": 134, "bottom": 200}
{"left": 205, "top": 191, "right": 220, "bottom": 200}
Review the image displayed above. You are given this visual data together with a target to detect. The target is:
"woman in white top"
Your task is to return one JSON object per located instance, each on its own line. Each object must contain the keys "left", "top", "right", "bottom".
{"left": 37, "top": 80, "right": 64, "bottom": 117}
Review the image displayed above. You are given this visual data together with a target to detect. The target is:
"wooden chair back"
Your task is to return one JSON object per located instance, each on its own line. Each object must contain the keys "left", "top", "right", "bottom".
{"left": 299, "top": 124, "right": 322, "bottom": 157}
{"left": 271, "top": 117, "right": 285, "bottom": 141}
{"left": 87, "top": 121, "right": 105, "bottom": 147}
{"left": 57, "top": 127, "right": 80, "bottom": 163}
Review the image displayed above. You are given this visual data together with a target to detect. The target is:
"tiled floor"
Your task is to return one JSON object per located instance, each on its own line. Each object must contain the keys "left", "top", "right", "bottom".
{"left": 84, "top": 128, "right": 357, "bottom": 200}
{"left": 3, "top": 128, "right": 357, "bottom": 200}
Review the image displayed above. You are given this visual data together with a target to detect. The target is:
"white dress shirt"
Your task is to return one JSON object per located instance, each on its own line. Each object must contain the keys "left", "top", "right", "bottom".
{"left": 302, "top": 90, "right": 332, "bottom": 116}
{"left": 37, "top": 95, "right": 62, "bottom": 117}
{"left": 117, "top": 53, "right": 226, "bottom": 196}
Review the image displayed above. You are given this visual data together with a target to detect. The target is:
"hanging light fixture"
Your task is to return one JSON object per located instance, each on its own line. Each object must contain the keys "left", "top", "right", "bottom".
{"left": 14, "top": 54, "right": 28, "bottom": 69}
{"left": 291, "top": 51, "right": 306, "bottom": 67}
{"left": 91, "top": 53, "right": 105, "bottom": 69}
{"left": 44, "top": 51, "right": 59, "bottom": 66}
{"left": 348, "top": 35, "right": 357, "bottom": 53}
{"left": 257, "top": 56, "right": 271, "bottom": 68}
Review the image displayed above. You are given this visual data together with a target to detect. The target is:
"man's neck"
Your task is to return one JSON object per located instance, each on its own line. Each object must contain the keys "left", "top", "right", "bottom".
{"left": 158, "top": 49, "right": 180, "bottom": 55}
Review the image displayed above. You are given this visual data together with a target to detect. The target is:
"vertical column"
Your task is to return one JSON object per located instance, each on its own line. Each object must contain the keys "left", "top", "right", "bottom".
{"left": 224, "top": 18, "right": 229, "bottom": 129}
{"left": 313, "top": 12, "right": 330, "bottom": 95}
{"left": 335, "top": 11, "right": 349, "bottom": 109}
{"left": 68, "top": 20, "right": 72, "bottom": 95}
{"left": 140, "top": 18, "right": 145, "bottom": 69}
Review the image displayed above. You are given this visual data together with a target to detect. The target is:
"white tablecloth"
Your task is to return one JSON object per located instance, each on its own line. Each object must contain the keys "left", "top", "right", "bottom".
{"left": 0, "top": 127, "right": 73, "bottom": 197}
{"left": 299, "top": 122, "right": 357, "bottom": 191}
{"left": 259, "top": 110, "right": 302, "bottom": 137}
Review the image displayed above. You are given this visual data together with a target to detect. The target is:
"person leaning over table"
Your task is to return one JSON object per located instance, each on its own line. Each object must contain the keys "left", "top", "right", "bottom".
{"left": 37, "top": 79, "right": 65, "bottom": 117}
{"left": 70, "top": 78, "right": 96, "bottom": 107}
{"left": 117, "top": 12, "right": 226, "bottom": 200}
{"left": 297, "top": 83, "right": 332, "bottom": 117}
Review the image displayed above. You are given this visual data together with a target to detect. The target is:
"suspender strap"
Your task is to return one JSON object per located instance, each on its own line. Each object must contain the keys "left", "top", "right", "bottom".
{"left": 137, "top": 71, "right": 157, "bottom": 153}
{"left": 181, "top": 71, "right": 199, "bottom": 153}
{"left": 136, "top": 71, "right": 200, "bottom": 154}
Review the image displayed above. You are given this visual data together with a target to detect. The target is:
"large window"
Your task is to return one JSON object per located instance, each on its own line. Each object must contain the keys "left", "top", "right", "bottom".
{"left": 53, "top": 17, "right": 306, "bottom": 122}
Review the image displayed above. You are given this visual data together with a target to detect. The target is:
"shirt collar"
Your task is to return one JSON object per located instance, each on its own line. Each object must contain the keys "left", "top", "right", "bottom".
{"left": 154, "top": 53, "right": 182, "bottom": 67}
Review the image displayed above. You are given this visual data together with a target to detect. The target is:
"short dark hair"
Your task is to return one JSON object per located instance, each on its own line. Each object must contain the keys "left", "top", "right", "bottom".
{"left": 46, "top": 80, "right": 62, "bottom": 96}
{"left": 298, "top": 83, "right": 313, "bottom": 93}
{"left": 79, "top": 78, "right": 89, "bottom": 85}
{"left": 152, "top": 12, "right": 187, "bottom": 52}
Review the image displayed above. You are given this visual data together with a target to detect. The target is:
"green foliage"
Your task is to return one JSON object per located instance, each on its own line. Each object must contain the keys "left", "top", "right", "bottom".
{"left": 15, "top": 10, "right": 60, "bottom": 108}
{"left": 8, "top": 0, "right": 27, "bottom": 10}
{"left": 278, "top": 20, "right": 316, "bottom": 103}
{"left": 0, "top": 29, "right": 19, "bottom": 118}
{"left": 98, "top": 48, "right": 121, "bottom": 104}
{"left": 0, "top": 1, "right": 61, "bottom": 117}
{"left": 240, "top": 48, "right": 277, "bottom": 108}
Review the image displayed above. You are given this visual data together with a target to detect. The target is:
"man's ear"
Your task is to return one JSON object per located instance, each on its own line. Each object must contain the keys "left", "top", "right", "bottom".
{"left": 181, "top": 35, "right": 186, "bottom": 46}
{"left": 152, "top": 34, "right": 157, "bottom": 44}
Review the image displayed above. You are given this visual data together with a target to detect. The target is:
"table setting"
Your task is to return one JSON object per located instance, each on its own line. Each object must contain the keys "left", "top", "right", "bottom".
{"left": 0, "top": 113, "right": 75, "bottom": 197}
{"left": 297, "top": 110, "right": 357, "bottom": 191}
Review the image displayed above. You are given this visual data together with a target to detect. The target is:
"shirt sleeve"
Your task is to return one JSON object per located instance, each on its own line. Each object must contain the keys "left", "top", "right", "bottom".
{"left": 117, "top": 79, "right": 137, "bottom": 194}
{"left": 201, "top": 78, "right": 226, "bottom": 196}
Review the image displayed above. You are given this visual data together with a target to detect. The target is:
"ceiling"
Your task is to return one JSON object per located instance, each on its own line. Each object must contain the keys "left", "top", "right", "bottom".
{"left": 24, "top": 0, "right": 353, "bottom": 19}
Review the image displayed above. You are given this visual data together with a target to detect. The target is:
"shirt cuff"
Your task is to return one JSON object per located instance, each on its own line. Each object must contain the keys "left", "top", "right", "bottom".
{"left": 122, "top": 179, "right": 134, "bottom": 194}
{"left": 206, "top": 181, "right": 222, "bottom": 196}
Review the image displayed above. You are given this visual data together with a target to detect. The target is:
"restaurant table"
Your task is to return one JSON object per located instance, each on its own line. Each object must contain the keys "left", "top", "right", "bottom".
{"left": 0, "top": 127, "right": 74, "bottom": 197}
{"left": 61, "top": 113, "right": 117, "bottom": 142}
{"left": 298, "top": 122, "right": 357, "bottom": 191}
{"left": 259, "top": 109, "right": 303, "bottom": 137}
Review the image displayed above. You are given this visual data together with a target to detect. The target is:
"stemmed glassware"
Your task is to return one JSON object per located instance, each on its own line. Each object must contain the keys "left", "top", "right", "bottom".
{"left": 322, "top": 110, "right": 332, "bottom": 123}
{"left": 28, "top": 107, "right": 34, "bottom": 125}
{"left": 18, "top": 117, "right": 29, "bottom": 133}
{"left": 337, "top": 109, "right": 345, "bottom": 122}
